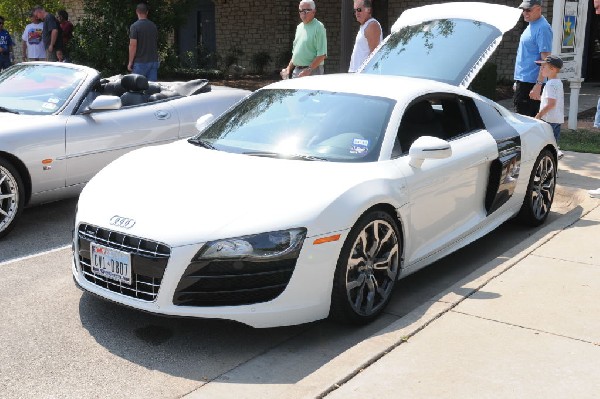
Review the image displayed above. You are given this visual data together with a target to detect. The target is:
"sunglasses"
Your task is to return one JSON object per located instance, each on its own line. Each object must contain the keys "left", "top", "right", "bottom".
{"left": 354, "top": 8, "right": 363, "bottom": 13}
{"left": 299, "top": 9, "right": 312, "bottom": 14}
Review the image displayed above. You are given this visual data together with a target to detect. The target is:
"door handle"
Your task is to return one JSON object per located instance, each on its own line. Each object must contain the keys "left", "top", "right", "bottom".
{"left": 154, "top": 110, "right": 171, "bottom": 120}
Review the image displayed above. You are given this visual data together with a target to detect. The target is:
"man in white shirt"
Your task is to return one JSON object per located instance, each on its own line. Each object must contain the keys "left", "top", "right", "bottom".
{"left": 22, "top": 10, "right": 46, "bottom": 61}
{"left": 348, "top": 0, "right": 382, "bottom": 72}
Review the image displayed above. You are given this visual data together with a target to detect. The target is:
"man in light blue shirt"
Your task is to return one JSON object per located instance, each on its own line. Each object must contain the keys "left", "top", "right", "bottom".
{"left": 513, "top": 0, "right": 553, "bottom": 117}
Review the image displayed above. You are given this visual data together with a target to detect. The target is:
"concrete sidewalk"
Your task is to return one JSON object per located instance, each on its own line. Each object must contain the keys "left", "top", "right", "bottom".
{"left": 323, "top": 151, "right": 600, "bottom": 398}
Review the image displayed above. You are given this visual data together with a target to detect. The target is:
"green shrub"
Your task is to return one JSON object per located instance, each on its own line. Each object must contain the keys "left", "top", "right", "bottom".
{"left": 469, "top": 62, "right": 498, "bottom": 100}
{"left": 69, "top": 0, "right": 196, "bottom": 77}
{"left": 250, "top": 52, "right": 272, "bottom": 75}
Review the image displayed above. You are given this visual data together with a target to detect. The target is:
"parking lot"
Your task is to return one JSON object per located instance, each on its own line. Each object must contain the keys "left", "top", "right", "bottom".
{"left": 0, "top": 166, "right": 588, "bottom": 399}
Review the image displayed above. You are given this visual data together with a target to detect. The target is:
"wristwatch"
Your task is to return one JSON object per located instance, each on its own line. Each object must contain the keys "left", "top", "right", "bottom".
{"left": 306, "top": 66, "right": 312, "bottom": 72}
{"left": 535, "top": 80, "right": 543, "bottom": 85}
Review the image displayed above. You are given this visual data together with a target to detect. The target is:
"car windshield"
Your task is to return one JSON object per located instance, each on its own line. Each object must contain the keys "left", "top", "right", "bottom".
{"left": 362, "top": 18, "right": 501, "bottom": 86}
{"left": 192, "top": 89, "right": 395, "bottom": 162}
{"left": 0, "top": 64, "right": 87, "bottom": 115}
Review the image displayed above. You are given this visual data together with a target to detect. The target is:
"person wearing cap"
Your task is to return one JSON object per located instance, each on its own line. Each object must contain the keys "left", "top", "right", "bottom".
{"left": 513, "top": 0, "right": 553, "bottom": 117}
{"left": 281, "top": 0, "right": 327, "bottom": 79}
{"left": 21, "top": 10, "right": 45, "bottom": 62}
{"left": 348, "top": 0, "right": 382, "bottom": 73}
{"left": 534, "top": 55, "right": 564, "bottom": 159}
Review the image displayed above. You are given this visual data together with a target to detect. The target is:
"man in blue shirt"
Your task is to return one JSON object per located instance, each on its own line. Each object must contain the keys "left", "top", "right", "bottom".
{"left": 0, "top": 16, "right": 14, "bottom": 71}
{"left": 513, "top": 0, "right": 553, "bottom": 117}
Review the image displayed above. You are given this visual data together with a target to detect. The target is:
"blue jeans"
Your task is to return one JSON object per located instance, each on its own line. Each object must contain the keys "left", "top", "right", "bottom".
{"left": 132, "top": 61, "right": 160, "bottom": 81}
{"left": 595, "top": 97, "right": 600, "bottom": 128}
{"left": 549, "top": 122, "right": 561, "bottom": 143}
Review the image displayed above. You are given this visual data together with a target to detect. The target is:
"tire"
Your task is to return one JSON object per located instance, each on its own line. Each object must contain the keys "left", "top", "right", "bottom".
{"left": 0, "top": 159, "right": 24, "bottom": 239}
{"left": 330, "top": 210, "right": 401, "bottom": 324}
{"left": 517, "top": 149, "right": 556, "bottom": 227}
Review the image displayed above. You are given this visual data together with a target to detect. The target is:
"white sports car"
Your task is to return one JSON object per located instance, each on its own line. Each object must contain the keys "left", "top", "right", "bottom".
{"left": 72, "top": 3, "right": 558, "bottom": 328}
{"left": 0, "top": 62, "right": 249, "bottom": 238}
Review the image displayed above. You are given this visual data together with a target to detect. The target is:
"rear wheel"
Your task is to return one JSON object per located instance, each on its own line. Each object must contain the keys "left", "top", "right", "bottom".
{"left": 330, "top": 211, "right": 401, "bottom": 324}
{"left": 0, "top": 159, "right": 24, "bottom": 239}
{"left": 518, "top": 149, "right": 556, "bottom": 226}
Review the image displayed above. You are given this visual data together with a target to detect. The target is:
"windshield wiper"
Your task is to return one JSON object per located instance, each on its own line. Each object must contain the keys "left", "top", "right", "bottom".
{"left": 243, "top": 151, "right": 328, "bottom": 161}
{"left": 0, "top": 106, "right": 19, "bottom": 114}
{"left": 188, "top": 138, "right": 216, "bottom": 150}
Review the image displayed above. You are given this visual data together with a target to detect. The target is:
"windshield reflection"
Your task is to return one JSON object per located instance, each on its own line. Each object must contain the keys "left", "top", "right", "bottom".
{"left": 0, "top": 64, "right": 87, "bottom": 115}
{"left": 362, "top": 18, "right": 500, "bottom": 86}
{"left": 192, "top": 89, "right": 395, "bottom": 163}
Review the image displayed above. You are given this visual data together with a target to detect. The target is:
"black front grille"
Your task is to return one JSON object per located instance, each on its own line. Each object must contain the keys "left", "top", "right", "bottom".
{"left": 77, "top": 223, "right": 170, "bottom": 301}
{"left": 173, "top": 258, "right": 297, "bottom": 306}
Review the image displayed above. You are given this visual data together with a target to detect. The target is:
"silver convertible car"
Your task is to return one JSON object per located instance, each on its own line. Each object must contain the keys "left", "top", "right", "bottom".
{"left": 0, "top": 62, "right": 249, "bottom": 238}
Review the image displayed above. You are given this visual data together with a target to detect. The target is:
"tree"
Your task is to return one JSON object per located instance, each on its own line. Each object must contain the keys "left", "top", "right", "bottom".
{"left": 70, "top": 0, "right": 197, "bottom": 77}
{"left": 0, "top": 1, "right": 63, "bottom": 34}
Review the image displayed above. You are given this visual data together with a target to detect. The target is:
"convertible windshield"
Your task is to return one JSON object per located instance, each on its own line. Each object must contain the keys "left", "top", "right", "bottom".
{"left": 362, "top": 18, "right": 501, "bottom": 86}
{"left": 0, "top": 64, "right": 87, "bottom": 115}
{"left": 193, "top": 89, "right": 394, "bottom": 162}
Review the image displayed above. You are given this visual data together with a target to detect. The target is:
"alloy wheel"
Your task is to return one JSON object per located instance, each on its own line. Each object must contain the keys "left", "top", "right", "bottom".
{"left": 345, "top": 219, "right": 400, "bottom": 317}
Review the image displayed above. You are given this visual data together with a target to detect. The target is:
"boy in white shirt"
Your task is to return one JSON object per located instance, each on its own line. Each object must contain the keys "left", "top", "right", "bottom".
{"left": 534, "top": 55, "right": 564, "bottom": 158}
{"left": 21, "top": 10, "right": 45, "bottom": 61}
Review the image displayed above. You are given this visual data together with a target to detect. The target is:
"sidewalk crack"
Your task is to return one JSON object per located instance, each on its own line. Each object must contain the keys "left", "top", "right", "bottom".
{"left": 451, "top": 310, "right": 599, "bottom": 346}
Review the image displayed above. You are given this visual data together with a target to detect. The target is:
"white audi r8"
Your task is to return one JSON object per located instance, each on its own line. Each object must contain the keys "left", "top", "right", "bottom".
{"left": 72, "top": 3, "right": 558, "bottom": 328}
{"left": 0, "top": 62, "right": 249, "bottom": 238}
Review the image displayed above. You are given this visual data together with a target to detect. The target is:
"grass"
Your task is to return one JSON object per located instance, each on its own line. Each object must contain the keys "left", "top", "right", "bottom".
{"left": 559, "top": 128, "right": 600, "bottom": 154}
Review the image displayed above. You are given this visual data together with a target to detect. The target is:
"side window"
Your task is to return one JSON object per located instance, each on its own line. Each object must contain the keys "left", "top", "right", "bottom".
{"left": 394, "top": 98, "right": 443, "bottom": 156}
{"left": 392, "top": 94, "right": 482, "bottom": 157}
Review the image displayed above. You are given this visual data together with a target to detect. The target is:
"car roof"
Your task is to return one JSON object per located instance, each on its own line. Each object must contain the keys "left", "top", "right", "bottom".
{"left": 261, "top": 73, "right": 472, "bottom": 104}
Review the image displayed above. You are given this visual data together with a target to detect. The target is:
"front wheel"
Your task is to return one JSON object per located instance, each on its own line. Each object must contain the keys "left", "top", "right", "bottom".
{"left": 0, "top": 159, "right": 25, "bottom": 239}
{"left": 517, "top": 149, "right": 556, "bottom": 226}
{"left": 330, "top": 211, "right": 401, "bottom": 324}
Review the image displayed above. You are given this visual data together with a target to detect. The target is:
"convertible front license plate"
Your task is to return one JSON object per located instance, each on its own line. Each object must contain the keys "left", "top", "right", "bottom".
{"left": 90, "top": 243, "right": 132, "bottom": 285}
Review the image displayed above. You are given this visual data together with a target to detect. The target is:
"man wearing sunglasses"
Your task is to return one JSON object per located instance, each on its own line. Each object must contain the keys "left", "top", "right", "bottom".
{"left": 348, "top": 0, "right": 382, "bottom": 72}
{"left": 281, "top": 0, "right": 327, "bottom": 79}
{"left": 0, "top": 16, "right": 14, "bottom": 71}
{"left": 513, "top": 0, "right": 553, "bottom": 117}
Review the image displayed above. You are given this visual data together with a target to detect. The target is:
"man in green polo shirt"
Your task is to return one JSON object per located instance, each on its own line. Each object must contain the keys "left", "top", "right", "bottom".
{"left": 281, "top": 0, "right": 327, "bottom": 79}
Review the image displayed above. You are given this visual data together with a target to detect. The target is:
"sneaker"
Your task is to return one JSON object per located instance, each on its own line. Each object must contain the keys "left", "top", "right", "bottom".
{"left": 589, "top": 188, "right": 600, "bottom": 199}
{"left": 557, "top": 149, "right": 564, "bottom": 160}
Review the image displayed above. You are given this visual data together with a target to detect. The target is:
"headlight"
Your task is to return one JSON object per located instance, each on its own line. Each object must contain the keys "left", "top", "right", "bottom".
{"left": 195, "top": 228, "right": 307, "bottom": 260}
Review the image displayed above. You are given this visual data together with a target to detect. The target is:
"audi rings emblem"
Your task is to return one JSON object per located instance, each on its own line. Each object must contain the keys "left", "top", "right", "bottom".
{"left": 109, "top": 216, "right": 136, "bottom": 229}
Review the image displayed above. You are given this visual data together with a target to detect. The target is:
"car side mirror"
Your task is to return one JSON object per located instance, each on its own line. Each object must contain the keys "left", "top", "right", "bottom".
{"left": 408, "top": 136, "right": 452, "bottom": 168}
{"left": 195, "top": 113, "right": 214, "bottom": 132}
{"left": 85, "top": 95, "right": 122, "bottom": 113}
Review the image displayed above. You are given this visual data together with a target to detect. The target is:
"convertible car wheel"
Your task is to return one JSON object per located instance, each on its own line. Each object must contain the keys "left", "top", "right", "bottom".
{"left": 330, "top": 211, "right": 401, "bottom": 324}
{"left": 0, "top": 159, "right": 24, "bottom": 239}
{"left": 518, "top": 149, "right": 556, "bottom": 226}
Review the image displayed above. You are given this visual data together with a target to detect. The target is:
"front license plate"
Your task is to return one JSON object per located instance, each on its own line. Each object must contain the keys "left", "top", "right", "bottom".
{"left": 90, "top": 243, "right": 132, "bottom": 285}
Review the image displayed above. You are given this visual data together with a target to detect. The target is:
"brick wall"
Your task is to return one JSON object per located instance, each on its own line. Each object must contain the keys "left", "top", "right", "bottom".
{"left": 213, "top": 0, "right": 345, "bottom": 75}
{"left": 212, "top": 0, "right": 555, "bottom": 80}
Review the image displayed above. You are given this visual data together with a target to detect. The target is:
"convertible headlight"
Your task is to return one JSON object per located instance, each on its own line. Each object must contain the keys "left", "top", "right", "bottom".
{"left": 195, "top": 228, "right": 307, "bottom": 260}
